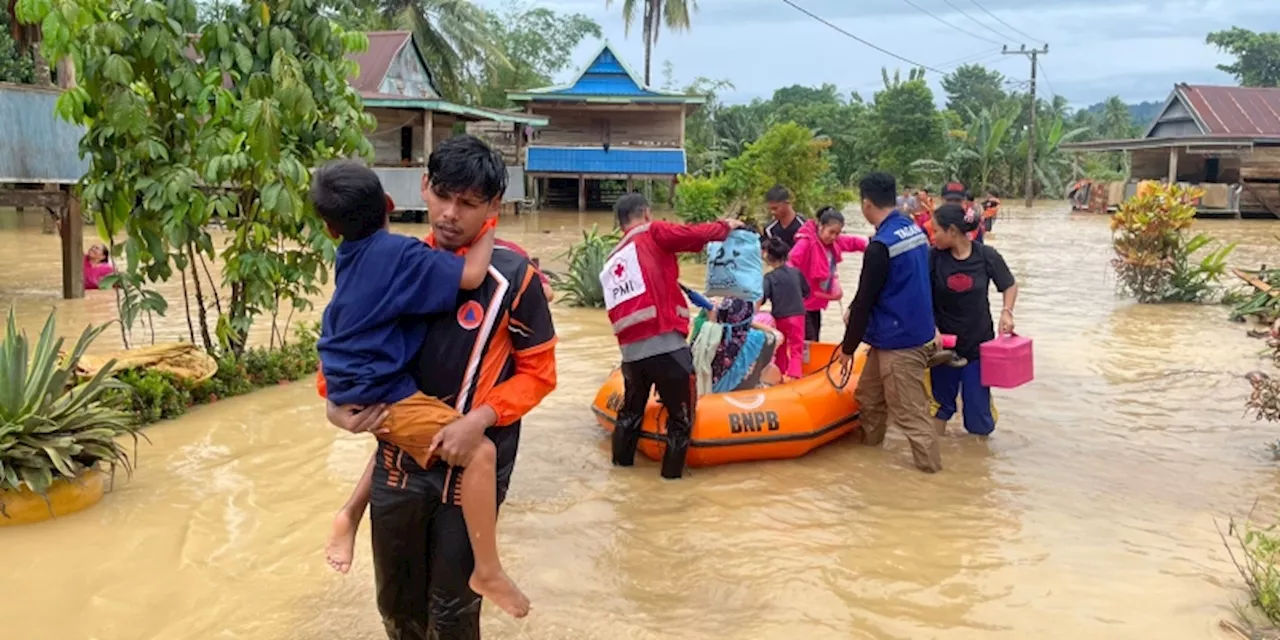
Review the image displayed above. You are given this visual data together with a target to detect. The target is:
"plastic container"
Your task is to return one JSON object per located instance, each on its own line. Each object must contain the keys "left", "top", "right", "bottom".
{"left": 980, "top": 334, "right": 1034, "bottom": 389}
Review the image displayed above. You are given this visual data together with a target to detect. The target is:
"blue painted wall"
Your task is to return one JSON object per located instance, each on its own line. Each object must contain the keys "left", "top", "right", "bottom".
{"left": 527, "top": 147, "right": 686, "bottom": 175}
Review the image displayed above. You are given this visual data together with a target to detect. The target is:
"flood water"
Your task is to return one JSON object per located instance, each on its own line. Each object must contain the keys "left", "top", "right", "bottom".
{"left": 1, "top": 204, "right": 1279, "bottom": 639}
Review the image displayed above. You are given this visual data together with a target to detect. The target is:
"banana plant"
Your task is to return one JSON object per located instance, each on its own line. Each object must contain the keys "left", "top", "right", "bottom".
{"left": 0, "top": 308, "right": 139, "bottom": 499}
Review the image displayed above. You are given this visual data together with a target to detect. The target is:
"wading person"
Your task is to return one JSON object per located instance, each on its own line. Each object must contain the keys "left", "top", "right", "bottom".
{"left": 929, "top": 204, "right": 1018, "bottom": 436}
{"left": 764, "top": 185, "right": 805, "bottom": 250}
{"left": 836, "top": 172, "right": 943, "bottom": 473}
{"left": 322, "top": 135, "right": 557, "bottom": 639}
{"left": 604, "top": 192, "right": 742, "bottom": 479}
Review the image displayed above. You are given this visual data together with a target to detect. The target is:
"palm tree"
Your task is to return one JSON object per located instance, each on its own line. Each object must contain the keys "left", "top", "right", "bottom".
{"left": 607, "top": 0, "right": 697, "bottom": 86}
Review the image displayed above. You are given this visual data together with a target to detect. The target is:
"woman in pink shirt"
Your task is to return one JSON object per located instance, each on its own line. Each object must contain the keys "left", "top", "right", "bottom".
{"left": 83, "top": 244, "right": 116, "bottom": 290}
{"left": 787, "top": 207, "right": 868, "bottom": 341}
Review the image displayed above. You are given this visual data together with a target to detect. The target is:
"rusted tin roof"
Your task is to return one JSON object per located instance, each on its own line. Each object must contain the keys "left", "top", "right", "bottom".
{"left": 1179, "top": 84, "right": 1280, "bottom": 137}
{"left": 350, "top": 31, "right": 414, "bottom": 93}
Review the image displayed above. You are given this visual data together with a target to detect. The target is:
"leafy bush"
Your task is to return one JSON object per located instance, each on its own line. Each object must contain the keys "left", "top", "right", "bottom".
{"left": 551, "top": 226, "right": 620, "bottom": 308}
{"left": 105, "top": 370, "right": 191, "bottom": 424}
{"left": 0, "top": 309, "right": 139, "bottom": 496}
{"left": 1165, "top": 233, "right": 1236, "bottom": 303}
{"left": 1221, "top": 511, "right": 1280, "bottom": 631}
{"left": 105, "top": 323, "right": 321, "bottom": 425}
{"left": 722, "top": 122, "right": 854, "bottom": 221}
{"left": 1111, "top": 182, "right": 1234, "bottom": 303}
{"left": 674, "top": 174, "right": 729, "bottom": 224}
{"left": 1230, "top": 266, "right": 1280, "bottom": 324}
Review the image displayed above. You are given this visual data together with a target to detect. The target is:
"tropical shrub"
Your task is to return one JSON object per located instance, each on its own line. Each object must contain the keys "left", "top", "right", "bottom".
{"left": 0, "top": 309, "right": 138, "bottom": 497}
{"left": 718, "top": 122, "right": 853, "bottom": 223}
{"left": 1111, "top": 182, "right": 1233, "bottom": 303}
{"left": 106, "top": 323, "right": 322, "bottom": 425}
{"left": 1230, "top": 266, "right": 1280, "bottom": 324}
{"left": 1220, "top": 511, "right": 1280, "bottom": 632}
{"left": 674, "top": 174, "right": 729, "bottom": 224}
{"left": 551, "top": 226, "right": 619, "bottom": 308}
{"left": 1165, "top": 233, "right": 1236, "bottom": 303}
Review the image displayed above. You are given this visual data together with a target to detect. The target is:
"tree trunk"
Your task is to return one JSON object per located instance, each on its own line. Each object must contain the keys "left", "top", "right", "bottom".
{"left": 30, "top": 37, "right": 50, "bottom": 85}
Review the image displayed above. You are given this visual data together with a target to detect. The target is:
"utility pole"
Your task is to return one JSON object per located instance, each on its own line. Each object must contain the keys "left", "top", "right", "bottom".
{"left": 1004, "top": 44, "right": 1049, "bottom": 208}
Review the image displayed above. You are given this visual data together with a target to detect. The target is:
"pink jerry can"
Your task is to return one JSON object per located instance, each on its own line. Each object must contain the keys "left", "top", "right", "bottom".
{"left": 980, "top": 334, "right": 1034, "bottom": 389}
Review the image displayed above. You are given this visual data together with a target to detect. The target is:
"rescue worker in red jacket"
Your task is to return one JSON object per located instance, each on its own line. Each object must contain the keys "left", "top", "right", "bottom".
{"left": 603, "top": 193, "right": 743, "bottom": 479}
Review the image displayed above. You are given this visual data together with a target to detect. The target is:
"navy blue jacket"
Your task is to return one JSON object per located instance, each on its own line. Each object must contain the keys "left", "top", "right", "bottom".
{"left": 864, "top": 212, "right": 935, "bottom": 350}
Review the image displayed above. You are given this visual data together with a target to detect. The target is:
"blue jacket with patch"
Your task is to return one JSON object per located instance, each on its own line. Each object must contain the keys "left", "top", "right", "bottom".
{"left": 864, "top": 211, "right": 935, "bottom": 350}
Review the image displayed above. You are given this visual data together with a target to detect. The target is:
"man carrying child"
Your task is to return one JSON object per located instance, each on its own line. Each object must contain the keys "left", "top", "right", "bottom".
{"left": 320, "top": 135, "right": 557, "bottom": 639}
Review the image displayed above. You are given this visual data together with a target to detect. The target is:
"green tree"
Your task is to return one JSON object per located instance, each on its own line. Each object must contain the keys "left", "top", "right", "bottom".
{"left": 474, "top": 3, "right": 601, "bottom": 108}
{"left": 607, "top": 0, "right": 696, "bottom": 86}
{"left": 941, "top": 63, "right": 1007, "bottom": 125}
{"left": 870, "top": 68, "right": 944, "bottom": 186}
{"left": 720, "top": 121, "right": 852, "bottom": 220}
{"left": 0, "top": 5, "right": 34, "bottom": 82}
{"left": 18, "top": 0, "right": 374, "bottom": 355}
{"left": 1207, "top": 27, "right": 1280, "bottom": 87}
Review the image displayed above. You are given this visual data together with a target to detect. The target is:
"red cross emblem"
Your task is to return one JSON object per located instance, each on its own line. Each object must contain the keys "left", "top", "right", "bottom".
{"left": 613, "top": 263, "right": 626, "bottom": 279}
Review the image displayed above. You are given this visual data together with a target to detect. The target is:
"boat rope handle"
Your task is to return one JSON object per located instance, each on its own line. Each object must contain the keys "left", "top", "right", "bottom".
{"left": 824, "top": 346, "right": 853, "bottom": 390}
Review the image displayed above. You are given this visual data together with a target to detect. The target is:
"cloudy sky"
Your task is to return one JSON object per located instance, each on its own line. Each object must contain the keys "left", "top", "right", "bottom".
{"left": 475, "top": 0, "right": 1280, "bottom": 107}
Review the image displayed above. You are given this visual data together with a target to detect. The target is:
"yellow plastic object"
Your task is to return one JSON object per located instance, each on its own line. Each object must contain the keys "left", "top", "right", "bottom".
{"left": 0, "top": 468, "right": 108, "bottom": 527}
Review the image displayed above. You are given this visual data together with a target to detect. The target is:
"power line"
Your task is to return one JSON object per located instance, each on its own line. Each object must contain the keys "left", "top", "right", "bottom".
{"left": 1037, "top": 57, "right": 1056, "bottom": 100}
{"left": 777, "top": 0, "right": 946, "bottom": 74}
{"left": 939, "top": 0, "right": 1015, "bottom": 43}
{"left": 969, "top": 0, "right": 1042, "bottom": 45}
{"left": 936, "top": 48, "right": 1004, "bottom": 70}
{"left": 896, "top": 0, "right": 1004, "bottom": 47}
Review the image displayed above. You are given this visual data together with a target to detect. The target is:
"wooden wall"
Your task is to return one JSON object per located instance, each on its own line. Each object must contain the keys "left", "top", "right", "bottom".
{"left": 529, "top": 106, "right": 683, "bottom": 148}
{"left": 1240, "top": 146, "right": 1280, "bottom": 182}
{"left": 367, "top": 108, "right": 456, "bottom": 167}
{"left": 465, "top": 120, "right": 521, "bottom": 164}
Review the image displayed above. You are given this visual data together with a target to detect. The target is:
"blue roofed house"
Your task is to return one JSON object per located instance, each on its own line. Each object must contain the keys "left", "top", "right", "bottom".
{"left": 508, "top": 43, "right": 706, "bottom": 211}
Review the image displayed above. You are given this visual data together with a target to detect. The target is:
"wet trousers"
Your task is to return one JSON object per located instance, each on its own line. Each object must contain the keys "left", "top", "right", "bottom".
{"left": 854, "top": 343, "right": 943, "bottom": 472}
{"left": 370, "top": 440, "right": 515, "bottom": 640}
{"left": 614, "top": 347, "right": 696, "bottom": 479}
{"left": 773, "top": 315, "right": 806, "bottom": 378}
{"left": 930, "top": 358, "right": 996, "bottom": 436}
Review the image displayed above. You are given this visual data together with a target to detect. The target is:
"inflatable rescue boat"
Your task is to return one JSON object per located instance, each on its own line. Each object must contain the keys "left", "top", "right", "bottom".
{"left": 591, "top": 342, "right": 864, "bottom": 467}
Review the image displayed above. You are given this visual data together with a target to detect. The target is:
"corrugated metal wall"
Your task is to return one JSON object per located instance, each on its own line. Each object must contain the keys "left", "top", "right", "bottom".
{"left": 0, "top": 84, "right": 89, "bottom": 183}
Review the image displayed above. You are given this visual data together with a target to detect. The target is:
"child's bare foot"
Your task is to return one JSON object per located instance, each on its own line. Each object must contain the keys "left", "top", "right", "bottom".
{"left": 470, "top": 569, "right": 530, "bottom": 618}
{"left": 325, "top": 510, "right": 358, "bottom": 574}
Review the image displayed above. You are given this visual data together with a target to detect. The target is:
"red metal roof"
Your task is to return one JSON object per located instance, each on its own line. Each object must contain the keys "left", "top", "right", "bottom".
{"left": 1179, "top": 84, "right": 1280, "bottom": 137}
{"left": 350, "top": 31, "right": 412, "bottom": 93}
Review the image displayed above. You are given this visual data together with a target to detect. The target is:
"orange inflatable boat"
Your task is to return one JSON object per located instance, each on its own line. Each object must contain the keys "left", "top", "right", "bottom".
{"left": 591, "top": 343, "right": 864, "bottom": 468}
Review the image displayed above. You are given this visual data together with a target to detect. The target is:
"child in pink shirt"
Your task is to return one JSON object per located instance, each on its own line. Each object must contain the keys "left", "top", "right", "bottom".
{"left": 787, "top": 207, "right": 868, "bottom": 341}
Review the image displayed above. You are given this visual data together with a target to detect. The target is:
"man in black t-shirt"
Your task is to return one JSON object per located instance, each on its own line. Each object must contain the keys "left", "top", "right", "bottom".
{"left": 764, "top": 185, "right": 805, "bottom": 249}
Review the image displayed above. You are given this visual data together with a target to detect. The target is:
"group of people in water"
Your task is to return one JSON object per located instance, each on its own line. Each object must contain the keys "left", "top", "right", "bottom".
{"left": 601, "top": 175, "right": 1019, "bottom": 478}
{"left": 295, "top": 133, "right": 1019, "bottom": 639}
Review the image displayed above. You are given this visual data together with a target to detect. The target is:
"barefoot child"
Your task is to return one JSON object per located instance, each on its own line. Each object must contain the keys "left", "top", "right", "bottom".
{"left": 761, "top": 237, "right": 809, "bottom": 380}
{"left": 312, "top": 160, "right": 530, "bottom": 618}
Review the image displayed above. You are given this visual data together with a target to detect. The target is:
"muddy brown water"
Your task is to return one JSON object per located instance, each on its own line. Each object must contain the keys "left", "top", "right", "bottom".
{"left": 1, "top": 205, "right": 1279, "bottom": 639}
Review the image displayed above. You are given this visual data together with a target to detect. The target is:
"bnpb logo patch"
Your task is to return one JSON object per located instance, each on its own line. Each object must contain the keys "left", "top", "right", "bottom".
{"left": 456, "top": 301, "right": 484, "bottom": 331}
